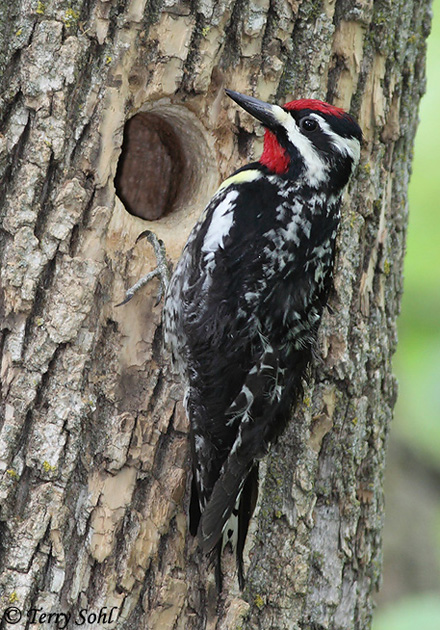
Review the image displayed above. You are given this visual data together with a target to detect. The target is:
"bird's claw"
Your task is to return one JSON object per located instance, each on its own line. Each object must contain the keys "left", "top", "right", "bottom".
{"left": 116, "top": 230, "right": 171, "bottom": 307}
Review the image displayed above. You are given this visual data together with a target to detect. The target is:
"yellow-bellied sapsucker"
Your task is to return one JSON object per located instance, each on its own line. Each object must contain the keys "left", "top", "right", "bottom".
{"left": 163, "top": 90, "right": 362, "bottom": 589}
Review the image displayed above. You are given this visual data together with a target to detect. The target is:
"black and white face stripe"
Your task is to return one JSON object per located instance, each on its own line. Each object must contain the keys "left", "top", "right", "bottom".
{"left": 266, "top": 104, "right": 362, "bottom": 182}
{"left": 302, "top": 114, "right": 361, "bottom": 162}
{"left": 267, "top": 105, "right": 329, "bottom": 186}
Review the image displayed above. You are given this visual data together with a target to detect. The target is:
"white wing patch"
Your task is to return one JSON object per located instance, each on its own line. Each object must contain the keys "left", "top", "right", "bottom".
{"left": 202, "top": 190, "right": 239, "bottom": 255}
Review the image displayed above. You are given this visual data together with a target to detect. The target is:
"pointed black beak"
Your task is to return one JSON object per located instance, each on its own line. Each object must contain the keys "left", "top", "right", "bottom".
{"left": 225, "top": 89, "right": 287, "bottom": 130}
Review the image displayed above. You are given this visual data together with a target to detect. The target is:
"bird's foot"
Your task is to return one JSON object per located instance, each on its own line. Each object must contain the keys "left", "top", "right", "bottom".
{"left": 116, "top": 230, "right": 171, "bottom": 307}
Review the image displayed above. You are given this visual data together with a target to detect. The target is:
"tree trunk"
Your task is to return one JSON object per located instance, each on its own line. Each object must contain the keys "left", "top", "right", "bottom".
{"left": 0, "top": 1, "right": 431, "bottom": 629}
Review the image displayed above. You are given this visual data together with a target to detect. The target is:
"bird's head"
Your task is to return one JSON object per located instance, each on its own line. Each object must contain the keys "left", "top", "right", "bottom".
{"left": 226, "top": 89, "right": 362, "bottom": 191}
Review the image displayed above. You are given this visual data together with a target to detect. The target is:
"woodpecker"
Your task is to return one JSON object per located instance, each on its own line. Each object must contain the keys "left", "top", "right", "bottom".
{"left": 162, "top": 90, "right": 362, "bottom": 589}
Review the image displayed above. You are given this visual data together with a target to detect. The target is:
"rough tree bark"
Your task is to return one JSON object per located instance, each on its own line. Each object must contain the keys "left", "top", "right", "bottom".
{"left": 0, "top": 0, "right": 431, "bottom": 629}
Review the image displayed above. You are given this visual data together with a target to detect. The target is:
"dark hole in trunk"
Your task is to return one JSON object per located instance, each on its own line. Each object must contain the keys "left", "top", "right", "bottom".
{"left": 115, "top": 112, "right": 185, "bottom": 220}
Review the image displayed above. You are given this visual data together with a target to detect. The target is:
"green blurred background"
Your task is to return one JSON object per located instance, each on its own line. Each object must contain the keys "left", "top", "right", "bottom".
{"left": 373, "top": 0, "right": 440, "bottom": 628}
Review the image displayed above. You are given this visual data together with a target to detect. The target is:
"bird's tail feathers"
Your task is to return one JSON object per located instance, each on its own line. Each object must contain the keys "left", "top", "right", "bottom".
{"left": 198, "top": 456, "right": 259, "bottom": 591}
{"left": 198, "top": 445, "right": 252, "bottom": 554}
{"left": 236, "top": 464, "right": 259, "bottom": 589}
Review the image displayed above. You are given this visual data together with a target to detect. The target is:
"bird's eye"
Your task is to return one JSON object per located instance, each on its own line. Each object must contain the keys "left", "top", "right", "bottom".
{"left": 300, "top": 117, "right": 318, "bottom": 133}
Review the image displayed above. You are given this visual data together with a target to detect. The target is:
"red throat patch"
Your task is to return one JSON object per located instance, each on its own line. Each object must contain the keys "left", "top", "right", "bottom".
{"left": 260, "top": 129, "right": 290, "bottom": 174}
